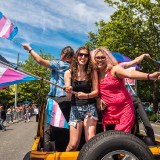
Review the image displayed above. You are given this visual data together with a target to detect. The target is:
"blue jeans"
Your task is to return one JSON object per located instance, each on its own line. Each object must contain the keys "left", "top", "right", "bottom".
{"left": 68, "top": 103, "right": 98, "bottom": 127}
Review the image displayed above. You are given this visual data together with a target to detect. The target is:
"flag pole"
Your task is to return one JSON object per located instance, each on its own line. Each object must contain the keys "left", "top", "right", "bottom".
{"left": 14, "top": 53, "right": 19, "bottom": 107}
{"left": 0, "top": 60, "right": 77, "bottom": 94}
{"left": 0, "top": 60, "right": 64, "bottom": 89}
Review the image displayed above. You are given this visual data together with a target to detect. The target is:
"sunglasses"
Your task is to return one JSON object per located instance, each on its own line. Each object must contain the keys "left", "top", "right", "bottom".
{"left": 78, "top": 53, "right": 89, "bottom": 58}
{"left": 94, "top": 56, "right": 106, "bottom": 60}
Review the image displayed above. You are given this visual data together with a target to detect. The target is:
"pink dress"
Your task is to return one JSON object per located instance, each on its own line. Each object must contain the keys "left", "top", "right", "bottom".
{"left": 99, "top": 70, "right": 135, "bottom": 133}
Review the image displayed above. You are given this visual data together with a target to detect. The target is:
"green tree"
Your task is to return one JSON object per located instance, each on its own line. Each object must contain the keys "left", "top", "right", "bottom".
{"left": 86, "top": 0, "right": 160, "bottom": 112}
{"left": 0, "top": 87, "right": 14, "bottom": 105}
{"left": 18, "top": 49, "right": 54, "bottom": 105}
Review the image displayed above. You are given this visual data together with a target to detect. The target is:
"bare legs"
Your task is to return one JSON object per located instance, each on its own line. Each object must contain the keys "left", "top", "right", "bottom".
{"left": 84, "top": 118, "right": 97, "bottom": 142}
{"left": 66, "top": 118, "right": 97, "bottom": 151}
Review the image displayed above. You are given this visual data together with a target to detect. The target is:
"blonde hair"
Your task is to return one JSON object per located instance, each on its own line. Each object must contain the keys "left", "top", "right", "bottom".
{"left": 90, "top": 47, "right": 118, "bottom": 70}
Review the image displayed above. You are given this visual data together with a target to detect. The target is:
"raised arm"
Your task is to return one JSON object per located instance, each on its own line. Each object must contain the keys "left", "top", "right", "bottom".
{"left": 22, "top": 43, "right": 50, "bottom": 68}
{"left": 112, "top": 65, "right": 160, "bottom": 81}
{"left": 121, "top": 54, "right": 151, "bottom": 69}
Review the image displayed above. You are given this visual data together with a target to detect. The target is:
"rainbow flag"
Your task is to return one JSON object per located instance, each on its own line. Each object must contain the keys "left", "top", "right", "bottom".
{"left": 0, "top": 12, "right": 18, "bottom": 40}
{"left": 0, "top": 64, "right": 37, "bottom": 88}
{"left": 46, "top": 98, "right": 69, "bottom": 129}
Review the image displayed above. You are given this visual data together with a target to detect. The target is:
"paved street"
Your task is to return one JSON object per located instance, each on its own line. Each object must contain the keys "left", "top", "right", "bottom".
{"left": 140, "top": 122, "right": 160, "bottom": 139}
{"left": 0, "top": 115, "right": 160, "bottom": 160}
{"left": 0, "top": 116, "right": 37, "bottom": 160}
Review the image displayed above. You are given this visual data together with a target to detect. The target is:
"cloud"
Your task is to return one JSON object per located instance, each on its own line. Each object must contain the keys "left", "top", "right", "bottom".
{"left": 0, "top": 0, "right": 115, "bottom": 63}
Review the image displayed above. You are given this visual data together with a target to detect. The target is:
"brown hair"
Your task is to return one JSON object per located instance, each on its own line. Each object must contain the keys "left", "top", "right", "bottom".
{"left": 61, "top": 46, "right": 74, "bottom": 59}
{"left": 70, "top": 46, "right": 94, "bottom": 83}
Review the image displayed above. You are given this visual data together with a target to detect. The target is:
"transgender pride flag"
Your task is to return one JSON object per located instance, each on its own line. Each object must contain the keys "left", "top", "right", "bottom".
{"left": 0, "top": 12, "right": 18, "bottom": 40}
{"left": 46, "top": 98, "right": 69, "bottom": 129}
{"left": 0, "top": 64, "right": 37, "bottom": 88}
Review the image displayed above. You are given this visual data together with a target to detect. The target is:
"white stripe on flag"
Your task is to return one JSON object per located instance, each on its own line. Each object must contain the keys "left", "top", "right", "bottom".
{"left": 54, "top": 105, "right": 62, "bottom": 127}
{"left": 0, "top": 18, "right": 11, "bottom": 37}
{"left": 0, "top": 66, "right": 7, "bottom": 78}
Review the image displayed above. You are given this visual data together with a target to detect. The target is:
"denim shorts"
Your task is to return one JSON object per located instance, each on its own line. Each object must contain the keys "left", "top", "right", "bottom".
{"left": 68, "top": 103, "right": 98, "bottom": 127}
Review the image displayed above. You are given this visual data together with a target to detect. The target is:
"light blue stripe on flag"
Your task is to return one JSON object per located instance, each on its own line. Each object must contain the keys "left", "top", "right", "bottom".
{"left": 0, "top": 12, "right": 2, "bottom": 19}
{"left": 64, "top": 120, "right": 69, "bottom": 129}
{"left": 46, "top": 98, "right": 53, "bottom": 124}
{"left": 7, "top": 26, "right": 18, "bottom": 40}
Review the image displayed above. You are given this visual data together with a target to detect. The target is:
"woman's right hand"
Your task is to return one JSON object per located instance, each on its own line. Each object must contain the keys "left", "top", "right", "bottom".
{"left": 22, "top": 43, "right": 32, "bottom": 51}
{"left": 64, "top": 86, "right": 73, "bottom": 93}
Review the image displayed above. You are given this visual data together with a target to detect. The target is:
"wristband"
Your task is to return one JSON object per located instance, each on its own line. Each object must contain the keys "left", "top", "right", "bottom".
{"left": 29, "top": 49, "right": 33, "bottom": 53}
{"left": 147, "top": 73, "right": 150, "bottom": 80}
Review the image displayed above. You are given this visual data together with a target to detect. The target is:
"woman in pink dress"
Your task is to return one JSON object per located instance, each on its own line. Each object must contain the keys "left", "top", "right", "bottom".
{"left": 91, "top": 48, "right": 160, "bottom": 133}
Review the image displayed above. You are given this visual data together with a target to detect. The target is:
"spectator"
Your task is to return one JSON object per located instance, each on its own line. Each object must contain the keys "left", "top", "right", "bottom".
{"left": 0, "top": 105, "right": 6, "bottom": 131}
{"left": 34, "top": 105, "right": 39, "bottom": 122}
{"left": 24, "top": 107, "right": 30, "bottom": 122}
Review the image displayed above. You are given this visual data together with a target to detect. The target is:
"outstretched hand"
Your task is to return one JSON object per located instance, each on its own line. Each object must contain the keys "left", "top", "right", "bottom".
{"left": 22, "top": 43, "right": 32, "bottom": 51}
{"left": 143, "top": 53, "right": 152, "bottom": 59}
{"left": 135, "top": 53, "right": 151, "bottom": 63}
{"left": 149, "top": 72, "right": 160, "bottom": 81}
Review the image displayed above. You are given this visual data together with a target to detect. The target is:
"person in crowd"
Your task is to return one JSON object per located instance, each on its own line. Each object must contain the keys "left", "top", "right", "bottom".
{"left": 64, "top": 46, "right": 99, "bottom": 151}
{"left": 0, "top": 105, "right": 6, "bottom": 131}
{"left": 6, "top": 107, "right": 11, "bottom": 123}
{"left": 22, "top": 43, "right": 74, "bottom": 151}
{"left": 91, "top": 47, "right": 160, "bottom": 133}
{"left": 24, "top": 106, "right": 30, "bottom": 122}
{"left": 147, "top": 102, "right": 154, "bottom": 112}
{"left": 34, "top": 105, "right": 39, "bottom": 122}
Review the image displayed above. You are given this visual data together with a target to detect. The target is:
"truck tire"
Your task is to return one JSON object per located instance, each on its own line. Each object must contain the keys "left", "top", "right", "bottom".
{"left": 77, "top": 130, "right": 154, "bottom": 160}
{"left": 23, "top": 151, "right": 31, "bottom": 160}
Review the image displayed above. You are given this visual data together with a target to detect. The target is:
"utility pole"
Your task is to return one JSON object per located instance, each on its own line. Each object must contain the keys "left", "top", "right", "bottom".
{"left": 14, "top": 53, "right": 19, "bottom": 107}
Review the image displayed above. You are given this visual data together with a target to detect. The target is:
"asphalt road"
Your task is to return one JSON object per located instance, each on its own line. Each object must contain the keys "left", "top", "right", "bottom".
{"left": 0, "top": 116, "right": 37, "bottom": 160}
{"left": 0, "top": 116, "right": 160, "bottom": 160}
{"left": 139, "top": 122, "right": 160, "bottom": 139}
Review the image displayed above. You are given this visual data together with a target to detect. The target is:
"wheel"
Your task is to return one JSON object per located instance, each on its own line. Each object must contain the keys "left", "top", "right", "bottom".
{"left": 77, "top": 130, "right": 154, "bottom": 160}
{"left": 23, "top": 151, "right": 31, "bottom": 160}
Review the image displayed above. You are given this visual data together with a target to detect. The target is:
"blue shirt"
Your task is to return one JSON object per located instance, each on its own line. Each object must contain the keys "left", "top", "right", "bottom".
{"left": 48, "top": 60, "right": 70, "bottom": 97}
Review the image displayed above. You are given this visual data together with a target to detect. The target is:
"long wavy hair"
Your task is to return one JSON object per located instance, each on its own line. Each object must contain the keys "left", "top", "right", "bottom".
{"left": 91, "top": 47, "right": 118, "bottom": 70}
{"left": 70, "top": 46, "right": 93, "bottom": 83}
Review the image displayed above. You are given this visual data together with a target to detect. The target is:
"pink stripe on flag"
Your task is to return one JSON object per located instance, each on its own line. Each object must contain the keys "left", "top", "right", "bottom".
{"left": 0, "top": 68, "right": 25, "bottom": 83}
{"left": 59, "top": 112, "right": 65, "bottom": 128}
{"left": 2, "top": 23, "right": 13, "bottom": 39}
{"left": 50, "top": 102, "right": 58, "bottom": 126}
{"left": 0, "top": 15, "right": 6, "bottom": 32}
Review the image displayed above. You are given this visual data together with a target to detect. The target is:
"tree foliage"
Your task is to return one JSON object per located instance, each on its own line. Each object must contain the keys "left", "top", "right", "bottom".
{"left": 5, "top": 49, "right": 55, "bottom": 106}
{"left": 86, "top": 0, "right": 160, "bottom": 112}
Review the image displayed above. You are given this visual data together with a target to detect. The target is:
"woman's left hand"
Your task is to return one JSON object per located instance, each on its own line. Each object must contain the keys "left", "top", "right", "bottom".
{"left": 75, "top": 92, "right": 87, "bottom": 99}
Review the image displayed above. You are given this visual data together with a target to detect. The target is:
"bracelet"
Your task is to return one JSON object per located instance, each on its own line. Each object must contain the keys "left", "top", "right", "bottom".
{"left": 147, "top": 73, "right": 150, "bottom": 80}
{"left": 29, "top": 49, "right": 33, "bottom": 53}
{"left": 88, "top": 94, "right": 89, "bottom": 99}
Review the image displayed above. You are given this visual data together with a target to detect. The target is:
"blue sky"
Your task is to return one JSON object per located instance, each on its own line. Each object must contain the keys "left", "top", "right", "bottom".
{"left": 0, "top": 0, "right": 115, "bottom": 64}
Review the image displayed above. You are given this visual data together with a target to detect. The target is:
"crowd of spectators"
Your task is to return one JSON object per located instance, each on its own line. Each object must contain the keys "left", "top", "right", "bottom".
{"left": 0, "top": 103, "right": 39, "bottom": 130}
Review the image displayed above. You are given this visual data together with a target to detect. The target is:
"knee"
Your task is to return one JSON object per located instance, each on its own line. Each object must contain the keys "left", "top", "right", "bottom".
{"left": 67, "top": 142, "right": 79, "bottom": 151}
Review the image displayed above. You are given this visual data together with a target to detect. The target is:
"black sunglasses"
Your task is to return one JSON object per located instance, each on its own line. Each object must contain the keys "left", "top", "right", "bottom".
{"left": 94, "top": 56, "right": 106, "bottom": 60}
{"left": 78, "top": 53, "right": 89, "bottom": 58}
